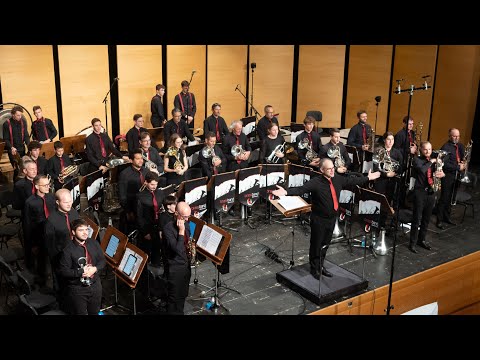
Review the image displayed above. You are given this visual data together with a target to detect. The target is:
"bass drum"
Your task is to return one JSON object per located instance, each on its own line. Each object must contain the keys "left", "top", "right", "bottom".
{"left": 76, "top": 124, "right": 106, "bottom": 137}
{"left": 0, "top": 103, "right": 34, "bottom": 141}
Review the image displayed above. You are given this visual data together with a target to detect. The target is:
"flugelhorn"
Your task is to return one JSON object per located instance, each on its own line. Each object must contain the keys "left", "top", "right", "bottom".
{"left": 59, "top": 165, "right": 78, "bottom": 182}
{"left": 231, "top": 144, "right": 246, "bottom": 157}
{"left": 266, "top": 142, "right": 285, "bottom": 164}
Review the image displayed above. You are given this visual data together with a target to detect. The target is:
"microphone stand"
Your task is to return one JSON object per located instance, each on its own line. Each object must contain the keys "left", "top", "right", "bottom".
{"left": 235, "top": 86, "right": 261, "bottom": 119}
{"left": 374, "top": 99, "right": 380, "bottom": 134}
{"left": 250, "top": 66, "right": 255, "bottom": 117}
{"left": 102, "top": 77, "right": 119, "bottom": 136}
{"left": 189, "top": 71, "right": 196, "bottom": 88}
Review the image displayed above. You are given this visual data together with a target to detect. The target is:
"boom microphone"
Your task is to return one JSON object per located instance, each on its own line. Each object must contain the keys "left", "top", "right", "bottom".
{"left": 235, "top": 84, "right": 240, "bottom": 91}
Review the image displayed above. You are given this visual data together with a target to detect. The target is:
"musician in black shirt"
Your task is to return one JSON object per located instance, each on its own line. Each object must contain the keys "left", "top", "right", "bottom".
{"left": 139, "top": 132, "right": 164, "bottom": 176}
{"left": 164, "top": 134, "right": 188, "bottom": 186}
{"left": 260, "top": 123, "right": 285, "bottom": 164}
{"left": 174, "top": 80, "right": 197, "bottom": 128}
{"left": 13, "top": 160, "right": 37, "bottom": 214}
{"left": 136, "top": 171, "right": 165, "bottom": 265}
{"left": 151, "top": 84, "right": 166, "bottom": 128}
{"left": 203, "top": 103, "right": 229, "bottom": 144}
{"left": 409, "top": 142, "right": 445, "bottom": 254}
{"left": 158, "top": 194, "right": 178, "bottom": 270}
{"left": 319, "top": 128, "right": 351, "bottom": 173}
{"left": 394, "top": 115, "right": 418, "bottom": 162}
{"left": 295, "top": 116, "right": 320, "bottom": 168}
{"left": 436, "top": 128, "right": 466, "bottom": 229}
{"left": 273, "top": 158, "right": 380, "bottom": 279}
{"left": 85, "top": 118, "right": 128, "bottom": 173}
{"left": 347, "top": 110, "right": 372, "bottom": 170}
{"left": 163, "top": 108, "right": 196, "bottom": 149}
{"left": 23, "top": 141, "right": 48, "bottom": 175}
{"left": 257, "top": 105, "right": 279, "bottom": 141}
{"left": 119, "top": 149, "right": 148, "bottom": 215}
{"left": 3, "top": 106, "right": 30, "bottom": 173}
{"left": 126, "top": 113, "right": 159, "bottom": 155}
{"left": 163, "top": 201, "right": 192, "bottom": 314}
{"left": 31, "top": 105, "right": 57, "bottom": 143}
{"left": 198, "top": 132, "right": 226, "bottom": 178}
{"left": 223, "top": 120, "right": 251, "bottom": 171}
{"left": 47, "top": 141, "right": 74, "bottom": 191}
{"left": 58, "top": 219, "right": 106, "bottom": 315}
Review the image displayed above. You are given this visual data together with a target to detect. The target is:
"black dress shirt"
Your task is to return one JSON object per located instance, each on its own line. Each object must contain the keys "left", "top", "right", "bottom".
{"left": 260, "top": 136, "right": 285, "bottom": 164}
{"left": 23, "top": 193, "right": 56, "bottom": 246}
{"left": 203, "top": 115, "right": 229, "bottom": 143}
{"left": 174, "top": 92, "right": 197, "bottom": 122}
{"left": 286, "top": 174, "right": 369, "bottom": 218}
{"left": 118, "top": 165, "right": 148, "bottom": 212}
{"left": 13, "top": 177, "right": 35, "bottom": 212}
{"left": 394, "top": 128, "right": 416, "bottom": 160}
{"left": 47, "top": 154, "right": 73, "bottom": 181}
{"left": 26, "top": 155, "right": 48, "bottom": 175}
{"left": 295, "top": 130, "right": 321, "bottom": 162}
{"left": 347, "top": 121, "right": 372, "bottom": 150}
{"left": 142, "top": 147, "right": 163, "bottom": 170}
{"left": 85, "top": 132, "right": 123, "bottom": 168}
{"left": 440, "top": 141, "right": 465, "bottom": 174}
{"left": 31, "top": 118, "right": 57, "bottom": 142}
{"left": 2, "top": 117, "right": 30, "bottom": 151}
{"left": 223, "top": 132, "right": 252, "bottom": 163}
{"left": 44, "top": 209, "right": 80, "bottom": 260}
{"left": 163, "top": 119, "right": 195, "bottom": 145}
{"left": 126, "top": 126, "right": 160, "bottom": 155}
{"left": 413, "top": 155, "right": 435, "bottom": 190}
{"left": 198, "top": 144, "right": 226, "bottom": 178}
{"left": 159, "top": 211, "right": 175, "bottom": 233}
{"left": 163, "top": 220, "right": 189, "bottom": 267}
{"left": 320, "top": 142, "right": 352, "bottom": 168}
{"left": 57, "top": 238, "right": 106, "bottom": 286}
{"left": 150, "top": 94, "right": 165, "bottom": 128}
{"left": 136, "top": 189, "right": 165, "bottom": 237}
{"left": 257, "top": 116, "right": 279, "bottom": 141}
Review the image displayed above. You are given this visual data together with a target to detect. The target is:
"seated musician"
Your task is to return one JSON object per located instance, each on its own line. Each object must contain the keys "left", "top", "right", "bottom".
{"left": 198, "top": 131, "right": 226, "bottom": 178}
{"left": 47, "top": 141, "right": 74, "bottom": 191}
{"left": 319, "top": 128, "right": 351, "bottom": 174}
{"left": 295, "top": 116, "right": 320, "bottom": 168}
{"left": 223, "top": 120, "right": 251, "bottom": 172}
{"left": 163, "top": 108, "right": 196, "bottom": 151}
{"left": 13, "top": 160, "right": 37, "bottom": 215}
{"left": 126, "top": 113, "right": 159, "bottom": 155}
{"left": 203, "top": 103, "right": 229, "bottom": 144}
{"left": 164, "top": 134, "right": 188, "bottom": 186}
{"left": 85, "top": 118, "right": 129, "bottom": 173}
{"left": 139, "top": 132, "right": 164, "bottom": 174}
{"left": 260, "top": 123, "right": 285, "bottom": 164}
{"left": 257, "top": 105, "right": 279, "bottom": 141}
{"left": 23, "top": 140, "right": 48, "bottom": 175}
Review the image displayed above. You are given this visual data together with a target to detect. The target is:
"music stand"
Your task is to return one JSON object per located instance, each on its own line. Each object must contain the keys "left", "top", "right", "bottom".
{"left": 61, "top": 134, "right": 87, "bottom": 156}
{"left": 40, "top": 141, "right": 55, "bottom": 160}
{"left": 240, "top": 116, "right": 257, "bottom": 140}
{"left": 62, "top": 176, "right": 81, "bottom": 212}
{"left": 260, "top": 163, "right": 288, "bottom": 224}
{"left": 356, "top": 187, "right": 395, "bottom": 280}
{"left": 344, "top": 145, "right": 359, "bottom": 172}
{"left": 237, "top": 166, "right": 261, "bottom": 229}
{"left": 81, "top": 214, "right": 100, "bottom": 242}
{"left": 146, "top": 127, "right": 165, "bottom": 150}
{"left": 185, "top": 143, "right": 203, "bottom": 168}
{"left": 208, "top": 171, "right": 238, "bottom": 232}
{"left": 180, "top": 176, "right": 208, "bottom": 219}
{"left": 270, "top": 196, "right": 311, "bottom": 268}
{"left": 287, "top": 163, "right": 312, "bottom": 235}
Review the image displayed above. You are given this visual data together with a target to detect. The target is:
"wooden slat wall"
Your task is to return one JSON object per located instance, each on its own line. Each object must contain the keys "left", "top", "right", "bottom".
{"left": 207, "top": 46, "right": 248, "bottom": 128}
{"left": 0, "top": 45, "right": 59, "bottom": 140}
{"left": 429, "top": 45, "right": 480, "bottom": 149}
{"left": 58, "top": 45, "right": 111, "bottom": 138}
{"left": 117, "top": 45, "right": 162, "bottom": 134}
{"left": 345, "top": 45, "right": 393, "bottom": 135}
{"left": 249, "top": 45, "right": 294, "bottom": 127}
{"left": 166, "top": 46, "right": 206, "bottom": 127}
{"left": 297, "top": 45, "right": 346, "bottom": 128}
{"left": 388, "top": 45, "right": 437, "bottom": 140}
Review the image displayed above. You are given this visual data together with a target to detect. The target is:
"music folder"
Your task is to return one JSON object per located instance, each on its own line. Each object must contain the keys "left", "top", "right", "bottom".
{"left": 270, "top": 196, "right": 311, "bottom": 218}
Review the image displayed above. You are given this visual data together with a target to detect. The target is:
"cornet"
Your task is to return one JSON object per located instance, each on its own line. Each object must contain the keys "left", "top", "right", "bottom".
{"left": 266, "top": 142, "right": 285, "bottom": 164}
{"left": 231, "top": 144, "right": 246, "bottom": 157}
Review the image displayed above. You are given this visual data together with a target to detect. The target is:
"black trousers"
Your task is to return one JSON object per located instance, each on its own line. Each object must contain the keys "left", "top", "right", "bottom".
{"left": 309, "top": 214, "right": 336, "bottom": 273}
{"left": 410, "top": 188, "right": 436, "bottom": 246}
{"left": 166, "top": 264, "right": 191, "bottom": 315}
{"left": 65, "top": 280, "right": 102, "bottom": 315}
{"left": 437, "top": 172, "right": 456, "bottom": 222}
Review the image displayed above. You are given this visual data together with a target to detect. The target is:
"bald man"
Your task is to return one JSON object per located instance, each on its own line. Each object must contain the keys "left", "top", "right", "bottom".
{"left": 163, "top": 201, "right": 192, "bottom": 314}
{"left": 45, "top": 188, "right": 80, "bottom": 295}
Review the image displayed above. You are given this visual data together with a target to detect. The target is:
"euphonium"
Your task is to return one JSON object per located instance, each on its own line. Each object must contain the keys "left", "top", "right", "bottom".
{"left": 59, "top": 165, "right": 78, "bottom": 182}
{"left": 231, "top": 144, "right": 246, "bottom": 157}
{"left": 432, "top": 150, "right": 448, "bottom": 192}
{"left": 460, "top": 140, "right": 473, "bottom": 183}
{"left": 327, "top": 145, "right": 345, "bottom": 168}
{"left": 266, "top": 142, "right": 285, "bottom": 164}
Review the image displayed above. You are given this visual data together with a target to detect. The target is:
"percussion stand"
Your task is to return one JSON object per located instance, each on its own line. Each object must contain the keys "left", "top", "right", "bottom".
{"left": 102, "top": 77, "right": 119, "bottom": 136}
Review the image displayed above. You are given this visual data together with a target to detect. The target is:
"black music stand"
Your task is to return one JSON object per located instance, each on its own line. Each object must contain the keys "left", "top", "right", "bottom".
{"left": 208, "top": 171, "right": 238, "bottom": 232}
{"left": 260, "top": 163, "right": 288, "bottom": 225}
{"left": 185, "top": 143, "right": 203, "bottom": 169}
{"left": 356, "top": 187, "right": 395, "bottom": 280}
{"left": 241, "top": 116, "right": 257, "bottom": 141}
{"left": 286, "top": 163, "right": 312, "bottom": 235}
{"left": 62, "top": 176, "right": 81, "bottom": 212}
{"left": 237, "top": 166, "right": 262, "bottom": 229}
{"left": 146, "top": 127, "right": 165, "bottom": 150}
{"left": 344, "top": 145, "right": 360, "bottom": 173}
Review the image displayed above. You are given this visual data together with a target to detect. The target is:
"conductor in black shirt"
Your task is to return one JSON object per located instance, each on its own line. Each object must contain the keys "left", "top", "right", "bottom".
{"left": 257, "top": 105, "right": 279, "bottom": 141}
{"left": 174, "top": 80, "right": 197, "bottom": 128}
{"left": 273, "top": 158, "right": 380, "bottom": 279}
{"left": 150, "top": 84, "right": 166, "bottom": 128}
{"left": 203, "top": 103, "right": 229, "bottom": 144}
{"left": 58, "top": 218, "right": 106, "bottom": 315}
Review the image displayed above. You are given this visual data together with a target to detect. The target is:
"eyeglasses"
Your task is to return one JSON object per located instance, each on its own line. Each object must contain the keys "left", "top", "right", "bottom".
{"left": 323, "top": 167, "right": 335, "bottom": 171}
{"left": 177, "top": 213, "right": 190, "bottom": 220}
{"left": 38, "top": 183, "right": 50, "bottom": 187}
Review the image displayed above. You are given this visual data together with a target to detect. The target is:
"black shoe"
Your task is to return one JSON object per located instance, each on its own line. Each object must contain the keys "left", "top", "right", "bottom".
{"left": 310, "top": 271, "right": 320, "bottom": 280}
{"left": 247, "top": 207, "right": 252, "bottom": 217}
{"left": 321, "top": 267, "right": 333, "bottom": 278}
{"left": 444, "top": 218, "right": 457, "bottom": 226}
{"left": 417, "top": 241, "right": 432, "bottom": 250}
{"left": 408, "top": 245, "right": 418, "bottom": 254}
{"left": 228, "top": 208, "right": 235, "bottom": 217}
{"left": 436, "top": 221, "right": 446, "bottom": 230}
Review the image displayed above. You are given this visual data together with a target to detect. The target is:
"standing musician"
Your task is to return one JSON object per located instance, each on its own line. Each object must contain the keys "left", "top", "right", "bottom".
{"left": 31, "top": 105, "right": 57, "bottom": 143}
{"left": 3, "top": 105, "right": 30, "bottom": 176}
{"left": 436, "top": 128, "right": 466, "bottom": 229}
{"left": 273, "top": 158, "right": 380, "bottom": 279}
{"left": 394, "top": 115, "right": 418, "bottom": 163}
{"left": 85, "top": 118, "right": 129, "bottom": 174}
{"left": 223, "top": 120, "right": 251, "bottom": 171}
{"left": 44, "top": 189, "right": 80, "bottom": 297}
{"left": 198, "top": 131, "right": 226, "bottom": 178}
{"left": 136, "top": 171, "right": 165, "bottom": 266}
{"left": 347, "top": 110, "right": 372, "bottom": 171}
{"left": 139, "top": 132, "right": 164, "bottom": 176}
{"left": 126, "top": 113, "right": 159, "bottom": 155}
{"left": 203, "top": 103, "right": 229, "bottom": 144}
{"left": 295, "top": 116, "right": 320, "bottom": 168}
{"left": 319, "top": 128, "right": 351, "bottom": 174}
{"left": 174, "top": 80, "right": 197, "bottom": 128}
{"left": 163, "top": 134, "right": 188, "bottom": 186}
{"left": 24, "top": 141, "right": 48, "bottom": 175}
{"left": 408, "top": 141, "right": 445, "bottom": 254}
{"left": 150, "top": 84, "right": 166, "bottom": 128}
{"left": 260, "top": 123, "right": 285, "bottom": 164}
{"left": 257, "top": 105, "right": 279, "bottom": 141}
{"left": 47, "top": 141, "right": 74, "bottom": 191}
{"left": 163, "top": 108, "right": 196, "bottom": 149}
{"left": 13, "top": 160, "right": 37, "bottom": 215}
{"left": 158, "top": 194, "right": 178, "bottom": 270}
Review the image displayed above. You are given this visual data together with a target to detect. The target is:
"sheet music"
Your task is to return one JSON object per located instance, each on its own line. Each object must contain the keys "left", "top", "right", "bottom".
{"left": 188, "top": 140, "right": 197, "bottom": 146}
{"left": 362, "top": 160, "right": 373, "bottom": 173}
{"left": 196, "top": 225, "right": 223, "bottom": 255}
{"left": 290, "top": 130, "right": 304, "bottom": 143}
{"left": 278, "top": 196, "right": 306, "bottom": 211}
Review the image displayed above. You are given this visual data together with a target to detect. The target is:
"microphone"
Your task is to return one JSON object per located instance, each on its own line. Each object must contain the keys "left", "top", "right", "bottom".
{"left": 192, "top": 70, "right": 196, "bottom": 75}
{"left": 422, "top": 75, "right": 430, "bottom": 90}
{"left": 375, "top": 96, "right": 381, "bottom": 103}
{"left": 235, "top": 84, "right": 240, "bottom": 91}
{"left": 114, "top": 77, "right": 119, "bottom": 81}
{"left": 127, "top": 229, "right": 138, "bottom": 238}
{"left": 421, "top": 75, "right": 431, "bottom": 79}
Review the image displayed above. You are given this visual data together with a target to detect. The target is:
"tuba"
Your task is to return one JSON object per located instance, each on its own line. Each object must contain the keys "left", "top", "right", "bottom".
{"left": 327, "top": 145, "right": 345, "bottom": 168}
{"left": 432, "top": 150, "right": 448, "bottom": 192}
{"left": 266, "top": 142, "right": 285, "bottom": 164}
{"left": 460, "top": 140, "right": 473, "bottom": 183}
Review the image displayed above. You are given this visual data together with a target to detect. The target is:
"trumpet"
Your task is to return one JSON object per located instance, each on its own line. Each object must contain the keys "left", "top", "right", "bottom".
{"left": 266, "top": 142, "right": 285, "bottom": 164}
{"left": 231, "top": 144, "right": 246, "bottom": 158}
{"left": 59, "top": 165, "right": 78, "bottom": 182}
{"left": 201, "top": 146, "right": 221, "bottom": 166}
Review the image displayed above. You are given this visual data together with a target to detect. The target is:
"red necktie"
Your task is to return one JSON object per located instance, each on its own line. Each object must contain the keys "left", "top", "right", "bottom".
{"left": 31, "top": 181, "right": 35, "bottom": 195}
{"left": 42, "top": 119, "right": 49, "bottom": 140}
{"left": 426, "top": 157, "right": 433, "bottom": 186}
{"left": 137, "top": 169, "right": 144, "bottom": 184}
{"left": 151, "top": 191, "right": 159, "bottom": 220}
{"left": 236, "top": 136, "right": 241, "bottom": 164}
{"left": 407, "top": 130, "right": 413, "bottom": 145}
{"left": 216, "top": 119, "right": 220, "bottom": 142}
{"left": 79, "top": 242, "right": 92, "bottom": 265}
{"left": 176, "top": 123, "right": 180, "bottom": 135}
{"left": 42, "top": 196, "right": 50, "bottom": 219}
{"left": 97, "top": 134, "right": 107, "bottom": 157}
{"left": 328, "top": 178, "right": 338, "bottom": 211}
{"left": 307, "top": 132, "right": 312, "bottom": 145}
{"left": 60, "top": 156, "right": 65, "bottom": 171}
{"left": 454, "top": 144, "right": 460, "bottom": 163}
{"left": 362, "top": 126, "right": 367, "bottom": 144}
{"left": 65, "top": 212, "right": 72, "bottom": 239}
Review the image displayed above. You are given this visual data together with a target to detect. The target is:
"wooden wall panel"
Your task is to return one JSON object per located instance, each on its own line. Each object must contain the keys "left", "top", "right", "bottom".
{"left": 0, "top": 45, "right": 59, "bottom": 140}
{"left": 345, "top": 46, "right": 393, "bottom": 135}
{"left": 388, "top": 46, "right": 437, "bottom": 139}
{"left": 58, "top": 45, "right": 111, "bottom": 138}
{"left": 297, "top": 45, "right": 346, "bottom": 128}
{"left": 249, "top": 45, "right": 294, "bottom": 127}
{"left": 207, "top": 46, "right": 248, "bottom": 128}
{"left": 167, "top": 46, "right": 206, "bottom": 128}
{"left": 117, "top": 46, "right": 162, "bottom": 134}
{"left": 429, "top": 45, "right": 480, "bottom": 149}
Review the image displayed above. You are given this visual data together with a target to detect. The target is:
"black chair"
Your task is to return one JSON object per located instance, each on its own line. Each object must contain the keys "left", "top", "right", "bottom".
{"left": 397, "top": 209, "right": 414, "bottom": 239}
{"left": 0, "top": 223, "right": 22, "bottom": 250}
{"left": 306, "top": 110, "right": 323, "bottom": 133}
{"left": 184, "top": 167, "right": 203, "bottom": 181}
{"left": 18, "top": 294, "right": 66, "bottom": 315}
{"left": 453, "top": 172, "right": 477, "bottom": 223}
{"left": 0, "top": 256, "right": 16, "bottom": 305}
{"left": 15, "top": 270, "right": 58, "bottom": 313}
{"left": 0, "top": 191, "right": 21, "bottom": 224}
